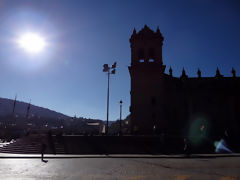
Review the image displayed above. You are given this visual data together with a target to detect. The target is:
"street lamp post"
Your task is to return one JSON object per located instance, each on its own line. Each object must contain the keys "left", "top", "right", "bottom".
{"left": 119, "top": 100, "right": 123, "bottom": 135}
{"left": 103, "top": 62, "right": 117, "bottom": 135}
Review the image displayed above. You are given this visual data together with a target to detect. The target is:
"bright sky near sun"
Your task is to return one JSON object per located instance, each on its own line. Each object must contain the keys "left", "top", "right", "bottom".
{"left": 17, "top": 33, "right": 46, "bottom": 54}
{"left": 0, "top": 0, "right": 240, "bottom": 121}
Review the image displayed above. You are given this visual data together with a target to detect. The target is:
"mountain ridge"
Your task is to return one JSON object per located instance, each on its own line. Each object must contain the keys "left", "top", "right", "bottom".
{"left": 0, "top": 97, "right": 70, "bottom": 120}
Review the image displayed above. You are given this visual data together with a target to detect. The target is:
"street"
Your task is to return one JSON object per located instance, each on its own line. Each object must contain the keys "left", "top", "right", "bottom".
{"left": 0, "top": 155, "right": 239, "bottom": 180}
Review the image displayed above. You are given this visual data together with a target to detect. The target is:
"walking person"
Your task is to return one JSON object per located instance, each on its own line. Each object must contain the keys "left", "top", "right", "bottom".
{"left": 41, "top": 142, "right": 47, "bottom": 162}
{"left": 183, "top": 138, "right": 191, "bottom": 156}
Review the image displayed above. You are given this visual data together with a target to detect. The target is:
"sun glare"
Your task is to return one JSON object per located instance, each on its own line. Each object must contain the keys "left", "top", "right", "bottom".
{"left": 18, "top": 33, "right": 46, "bottom": 54}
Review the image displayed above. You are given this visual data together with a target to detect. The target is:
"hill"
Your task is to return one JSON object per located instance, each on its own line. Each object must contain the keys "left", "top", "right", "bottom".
{"left": 0, "top": 97, "right": 70, "bottom": 119}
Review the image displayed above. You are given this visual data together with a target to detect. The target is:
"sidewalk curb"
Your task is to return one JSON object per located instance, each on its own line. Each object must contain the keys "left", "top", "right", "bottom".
{"left": 0, "top": 153, "right": 240, "bottom": 159}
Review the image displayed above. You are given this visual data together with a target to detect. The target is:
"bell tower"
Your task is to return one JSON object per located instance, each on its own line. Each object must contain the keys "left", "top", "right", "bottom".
{"left": 129, "top": 25, "right": 165, "bottom": 70}
{"left": 128, "top": 25, "right": 166, "bottom": 134}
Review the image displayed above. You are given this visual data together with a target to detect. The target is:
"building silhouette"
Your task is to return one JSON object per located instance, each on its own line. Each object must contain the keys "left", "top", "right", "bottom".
{"left": 128, "top": 25, "right": 240, "bottom": 142}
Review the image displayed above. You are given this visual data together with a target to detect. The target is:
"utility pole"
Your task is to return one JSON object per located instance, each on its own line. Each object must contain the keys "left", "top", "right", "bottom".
{"left": 12, "top": 94, "right": 17, "bottom": 117}
{"left": 119, "top": 100, "right": 123, "bottom": 135}
{"left": 26, "top": 99, "right": 31, "bottom": 119}
{"left": 103, "top": 62, "right": 117, "bottom": 135}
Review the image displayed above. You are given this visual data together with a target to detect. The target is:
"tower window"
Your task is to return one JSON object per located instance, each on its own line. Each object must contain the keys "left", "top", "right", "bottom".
{"left": 149, "top": 48, "right": 155, "bottom": 58}
{"left": 149, "top": 59, "right": 154, "bottom": 62}
{"left": 139, "top": 59, "right": 144, "bottom": 63}
{"left": 138, "top": 48, "right": 144, "bottom": 59}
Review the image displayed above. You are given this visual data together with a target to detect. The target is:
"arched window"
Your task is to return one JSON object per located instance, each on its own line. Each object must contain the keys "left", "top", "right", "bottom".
{"left": 138, "top": 48, "right": 144, "bottom": 59}
{"left": 149, "top": 48, "right": 155, "bottom": 58}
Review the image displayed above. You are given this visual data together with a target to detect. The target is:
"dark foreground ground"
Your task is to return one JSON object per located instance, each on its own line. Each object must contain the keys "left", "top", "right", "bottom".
{"left": 0, "top": 154, "right": 239, "bottom": 180}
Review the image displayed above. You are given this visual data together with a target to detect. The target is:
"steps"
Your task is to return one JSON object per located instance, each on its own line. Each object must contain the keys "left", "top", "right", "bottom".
{"left": 0, "top": 135, "right": 66, "bottom": 154}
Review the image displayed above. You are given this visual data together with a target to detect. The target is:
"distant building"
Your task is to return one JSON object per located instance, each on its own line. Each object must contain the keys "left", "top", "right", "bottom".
{"left": 128, "top": 25, "right": 240, "bottom": 140}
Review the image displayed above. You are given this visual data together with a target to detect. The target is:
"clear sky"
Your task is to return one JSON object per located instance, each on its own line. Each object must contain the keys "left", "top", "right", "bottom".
{"left": 0, "top": 0, "right": 240, "bottom": 121}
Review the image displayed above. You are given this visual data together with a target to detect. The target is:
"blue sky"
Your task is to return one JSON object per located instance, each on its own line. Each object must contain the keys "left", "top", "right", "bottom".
{"left": 0, "top": 0, "right": 239, "bottom": 120}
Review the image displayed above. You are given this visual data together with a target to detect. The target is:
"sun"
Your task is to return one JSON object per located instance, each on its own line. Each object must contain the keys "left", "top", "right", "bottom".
{"left": 17, "top": 33, "right": 46, "bottom": 54}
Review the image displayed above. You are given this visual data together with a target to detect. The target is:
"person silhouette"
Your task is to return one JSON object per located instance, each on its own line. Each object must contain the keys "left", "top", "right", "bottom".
{"left": 41, "top": 142, "right": 48, "bottom": 162}
{"left": 183, "top": 138, "right": 191, "bottom": 156}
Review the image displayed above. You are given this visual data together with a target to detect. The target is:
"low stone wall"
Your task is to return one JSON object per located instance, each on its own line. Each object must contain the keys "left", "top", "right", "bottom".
{"left": 61, "top": 135, "right": 215, "bottom": 154}
{"left": 0, "top": 134, "right": 221, "bottom": 154}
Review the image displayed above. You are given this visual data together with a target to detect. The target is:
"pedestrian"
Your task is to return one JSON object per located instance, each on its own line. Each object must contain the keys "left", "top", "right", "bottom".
{"left": 183, "top": 138, "right": 191, "bottom": 156}
{"left": 41, "top": 142, "right": 47, "bottom": 162}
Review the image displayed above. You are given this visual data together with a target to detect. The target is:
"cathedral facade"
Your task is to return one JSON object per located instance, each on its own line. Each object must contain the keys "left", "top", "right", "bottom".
{"left": 128, "top": 25, "right": 240, "bottom": 142}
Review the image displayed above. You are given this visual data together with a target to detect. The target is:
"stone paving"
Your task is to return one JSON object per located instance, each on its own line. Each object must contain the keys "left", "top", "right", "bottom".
{"left": 0, "top": 154, "right": 239, "bottom": 180}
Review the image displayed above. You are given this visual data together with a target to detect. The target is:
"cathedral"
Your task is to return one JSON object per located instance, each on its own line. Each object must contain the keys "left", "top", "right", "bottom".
{"left": 128, "top": 25, "right": 240, "bottom": 144}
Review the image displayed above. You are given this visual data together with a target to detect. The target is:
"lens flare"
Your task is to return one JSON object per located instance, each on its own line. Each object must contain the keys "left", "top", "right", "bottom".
{"left": 188, "top": 117, "right": 208, "bottom": 146}
{"left": 214, "top": 139, "right": 232, "bottom": 153}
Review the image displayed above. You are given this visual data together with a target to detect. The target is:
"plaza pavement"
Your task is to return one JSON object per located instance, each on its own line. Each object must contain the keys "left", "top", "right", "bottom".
{"left": 0, "top": 153, "right": 240, "bottom": 180}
